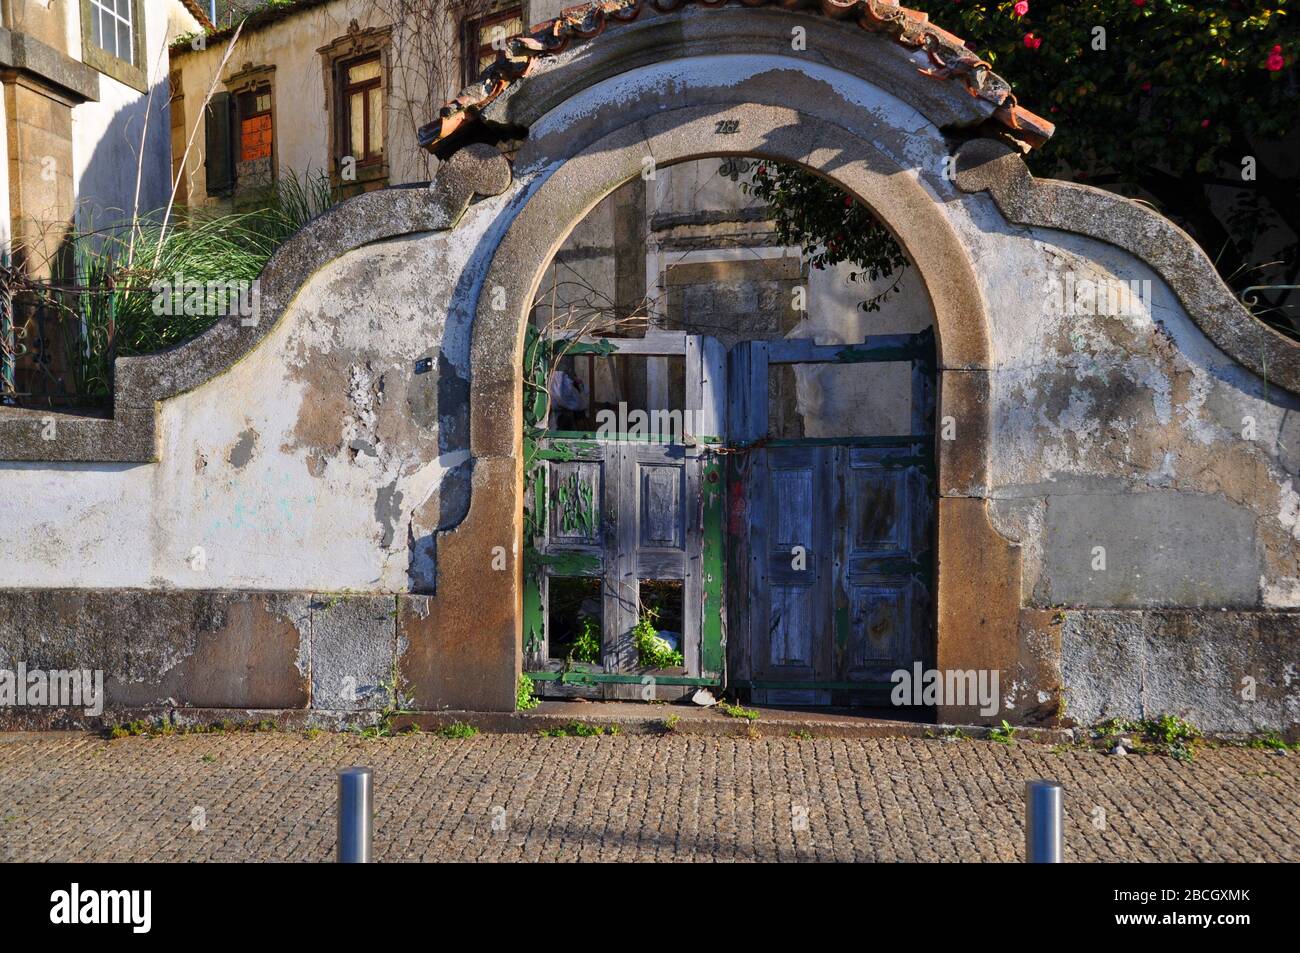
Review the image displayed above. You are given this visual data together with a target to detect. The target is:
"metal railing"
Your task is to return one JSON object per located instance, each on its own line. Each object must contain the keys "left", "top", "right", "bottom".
{"left": 0, "top": 261, "right": 116, "bottom": 409}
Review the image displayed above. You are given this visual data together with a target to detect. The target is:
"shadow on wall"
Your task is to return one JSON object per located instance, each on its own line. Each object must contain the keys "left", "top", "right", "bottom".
{"left": 74, "top": 77, "right": 175, "bottom": 232}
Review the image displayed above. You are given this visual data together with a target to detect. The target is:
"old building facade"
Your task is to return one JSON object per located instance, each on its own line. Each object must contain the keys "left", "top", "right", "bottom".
{"left": 1, "top": 0, "right": 207, "bottom": 271}
{"left": 168, "top": 0, "right": 552, "bottom": 207}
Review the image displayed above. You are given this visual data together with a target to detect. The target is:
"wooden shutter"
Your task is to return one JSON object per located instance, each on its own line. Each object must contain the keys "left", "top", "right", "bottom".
{"left": 204, "top": 92, "right": 234, "bottom": 195}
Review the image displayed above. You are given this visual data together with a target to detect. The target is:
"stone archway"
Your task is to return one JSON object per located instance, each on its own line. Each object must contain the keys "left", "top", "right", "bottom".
{"left": 408, "top": 9, "right": 1026, "bottom": 714}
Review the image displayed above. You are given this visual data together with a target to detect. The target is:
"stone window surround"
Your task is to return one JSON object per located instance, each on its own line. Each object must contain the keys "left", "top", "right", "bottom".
{"left": 79, "top": 0, "right": 147, "bottom": 94}
{"left": 317, "top": 22, "right": 393, "bottom": 190}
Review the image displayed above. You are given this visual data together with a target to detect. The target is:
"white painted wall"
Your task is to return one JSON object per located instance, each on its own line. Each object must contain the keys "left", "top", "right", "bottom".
{"left": 0, "top": 184, "right": 511, "bottom": 590}
{"left": 70, "top": 1, "right": 203, "bottom": 226}
{"left": 0, "top": 52, "right": 1295, "bottom": 610}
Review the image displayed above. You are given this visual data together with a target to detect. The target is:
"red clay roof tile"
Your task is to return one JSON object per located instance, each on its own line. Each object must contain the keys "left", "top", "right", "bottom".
{"left": 420, "top": 0, "right": 1053, "bottom": 154}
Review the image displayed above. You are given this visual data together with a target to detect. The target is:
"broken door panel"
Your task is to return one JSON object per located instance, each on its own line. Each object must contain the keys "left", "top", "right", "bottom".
{"left": 525, "top": 334, "right": 724, "bottom": 700}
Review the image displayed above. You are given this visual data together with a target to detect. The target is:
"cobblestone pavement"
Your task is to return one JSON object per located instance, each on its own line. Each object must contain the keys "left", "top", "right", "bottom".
{"left": 0, "top": 732, "right": 1294, "bottom": 862}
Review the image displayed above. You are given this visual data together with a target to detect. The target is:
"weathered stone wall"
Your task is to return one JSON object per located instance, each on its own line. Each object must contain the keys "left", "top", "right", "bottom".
{"left": 0, "top": 8, "right": 1295, "bottom": 733}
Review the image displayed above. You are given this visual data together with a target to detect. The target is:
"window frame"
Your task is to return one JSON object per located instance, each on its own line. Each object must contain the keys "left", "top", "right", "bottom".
{"left": 317, "top": 24, "right": 392, "bottom": 191}
{"left": 80, "top": 0, "right": 148, "bottom": 93}
{"left": 223, "top": 63, "right": 278, "bottom": 197}
{"left": 236, "top": 85, "right": 274, "bottom": 165}
{"left": 461, "top": 6, "right": 524, "bottom": 86}
{"left": 340, "top": 54, "right": 384, "bottom": 168}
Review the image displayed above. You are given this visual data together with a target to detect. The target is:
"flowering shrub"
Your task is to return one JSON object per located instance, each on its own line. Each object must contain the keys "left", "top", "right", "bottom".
{"left": 752, "top": 2, "right": 1299, "bottom": 335}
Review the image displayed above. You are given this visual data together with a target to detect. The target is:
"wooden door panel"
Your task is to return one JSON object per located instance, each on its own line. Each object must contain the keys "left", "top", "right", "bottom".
{"left": 638, "top": 463, "right": 685, "bottom": 550}
{"left": 844, "top": 581, "right": 909, "bottom": 672}
{"left": 770, "top": 466, "right": 815, "bottom": 553}
{"left": 547, "top": 459, "right": 605, "bottom": 547}
{"left": 847, "top": 466, "right": 908, "bottom": 556}
{"left": 730, "top": 333, "right": 935, "bottom": 702}
{"left": 768, "top": 583, "right": 816, "bottom": 669}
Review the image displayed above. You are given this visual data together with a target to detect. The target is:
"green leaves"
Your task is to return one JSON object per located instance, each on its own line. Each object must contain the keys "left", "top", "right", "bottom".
{"left": 633, "top": 608, "right": 684, "bottom": 669}
{"left": 740, "top": 162, "right": 910, "bottom": 313}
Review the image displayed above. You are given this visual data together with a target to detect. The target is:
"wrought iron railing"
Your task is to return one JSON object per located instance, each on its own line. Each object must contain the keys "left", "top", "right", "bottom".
{"left": 0, "top": 261, "right": 116, "bottom": 409}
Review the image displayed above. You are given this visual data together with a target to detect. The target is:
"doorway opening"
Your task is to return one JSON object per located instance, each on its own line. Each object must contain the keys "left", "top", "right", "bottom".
{"left": 522, "top": 155, "right": 936, "bottom": 704}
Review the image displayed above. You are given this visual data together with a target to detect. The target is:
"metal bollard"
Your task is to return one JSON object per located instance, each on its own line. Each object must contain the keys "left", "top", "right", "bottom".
{"left": 1025, "top": 779, "right": 1063, "bottom": 863}
{"left": 337, "top": 767, "right": 373, "bottom": 863}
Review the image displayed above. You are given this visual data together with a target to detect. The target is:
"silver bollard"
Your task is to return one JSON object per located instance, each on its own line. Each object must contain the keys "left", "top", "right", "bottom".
{"left": 1025, "top": 779, "right": 1063, "bottom": 863}
{"left": 337, "top": 767, "right": 373, "bottom": 863}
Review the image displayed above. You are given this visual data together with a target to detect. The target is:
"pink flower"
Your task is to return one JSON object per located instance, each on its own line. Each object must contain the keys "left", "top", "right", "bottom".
{"left": 1132, "top": 0, "right": 1145, "bottom": 6}
{"left": 1013, "top": 1, "right": 1029, "bottom": 15}
{"left": 1267, "top": 48, "right": 1285, "bottom": 71}
{"left": 1023, "top": 32, "right": 1042, "bottom": 49}
{"left": 1200, "top": 119, "right": 1211, "bottom": 128}
{"left": 1140, "top": 81, "right": 1152, "bottom": 92}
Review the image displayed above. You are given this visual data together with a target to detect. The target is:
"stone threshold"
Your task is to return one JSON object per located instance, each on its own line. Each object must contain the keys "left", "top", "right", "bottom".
{"left": 0, "top": 701, "right": 1074, "bottom": 743}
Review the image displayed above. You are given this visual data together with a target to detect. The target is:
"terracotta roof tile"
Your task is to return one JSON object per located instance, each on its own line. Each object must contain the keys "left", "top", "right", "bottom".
{"left": 421, "top": 0, "right": 1052, "bottom": 155}
{"left": 179, "top": 0, "right": 216, "bottom": 32}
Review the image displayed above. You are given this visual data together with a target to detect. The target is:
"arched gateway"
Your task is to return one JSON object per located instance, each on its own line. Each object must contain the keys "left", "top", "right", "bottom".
{"left": 1, "top": 2, "right": 1296, "bottom": 732}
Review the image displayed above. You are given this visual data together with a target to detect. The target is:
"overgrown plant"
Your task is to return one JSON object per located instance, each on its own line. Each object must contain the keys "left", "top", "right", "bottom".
{"left": 571, "top": 616, "right": 601, "bottom": 664}
{"left": 633, "top": 607, "right": 684, "bottom": 669}
{"left": 516, "top": 672, "right": 540, "bottom": 711}
{"left": 19, "top": 171, "right": 336, "bottom": 406}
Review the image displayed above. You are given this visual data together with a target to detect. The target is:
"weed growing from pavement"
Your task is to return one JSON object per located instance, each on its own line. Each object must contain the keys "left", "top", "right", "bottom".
{"left": 719, "top": 702, "right": 760, "bottom": 721}
{"left": 1092, "top": 715, "right": 1202, "bottom": 761}
{"left": 1245, "top": 732, "right": 1297, "bottom": 751}
{"left": 516, "top": 673, "right": 540, "bottom": 711}
{"left": 357, "top": 663, "right": 417, "bottom": 739}
{"left": 988, "top": 720, "right": 1017, "bottom": 744}
{"left": 106, "top": 718, "right": 283, "bottom": 739}
{"left": 539, "top": 721, "right": 621, "bottom": 737}
{"left": 439, "top": 722, "right": 479, "bottom": 739}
